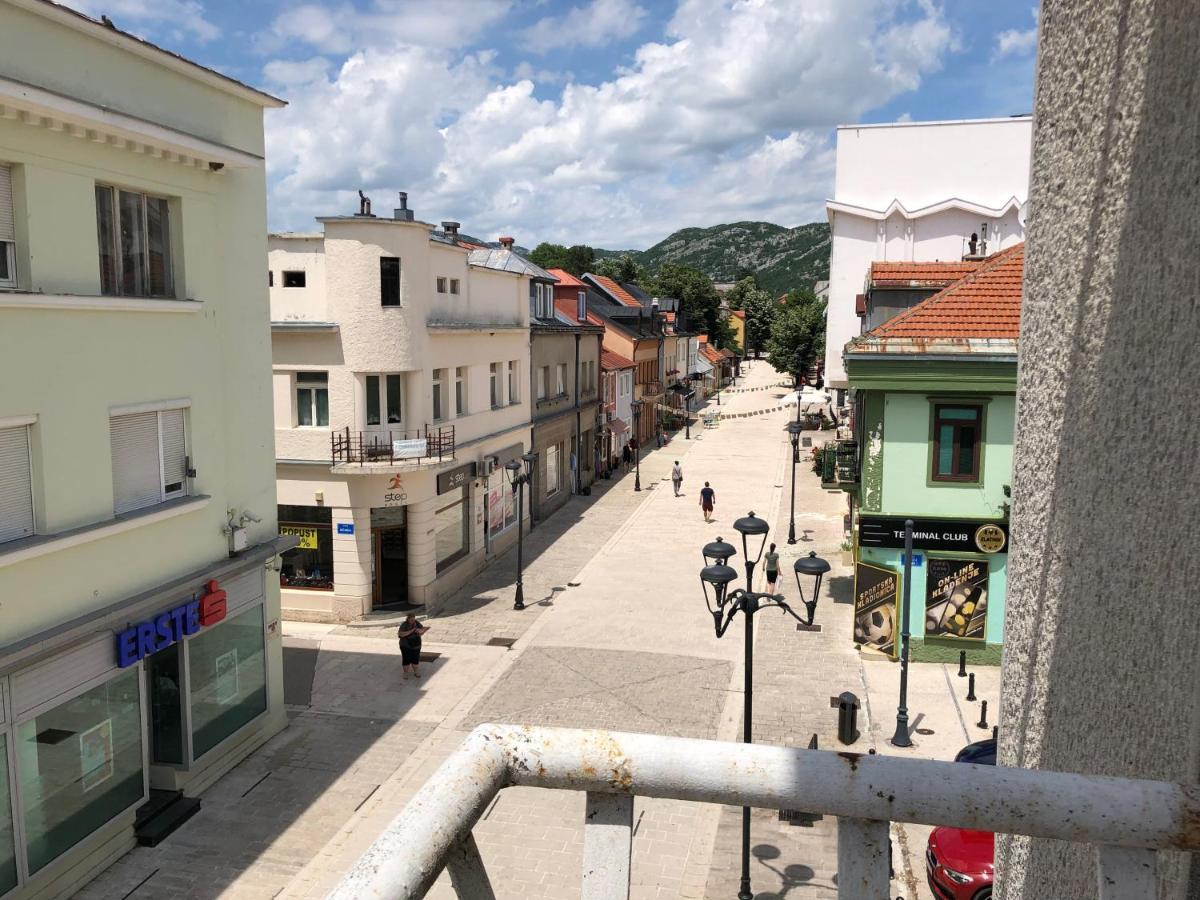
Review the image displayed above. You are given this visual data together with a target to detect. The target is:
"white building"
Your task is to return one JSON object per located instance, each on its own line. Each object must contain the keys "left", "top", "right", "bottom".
{"left": 269, "top": 204, "right": 538, "bottom": 621}
{"left": 823, "top": 116, "right": 1032, "bottom": 391}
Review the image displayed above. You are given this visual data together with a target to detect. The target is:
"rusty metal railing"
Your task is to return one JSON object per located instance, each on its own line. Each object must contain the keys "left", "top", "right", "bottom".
{"left": 330, "top": 425, "right": 455, "bottom": 466}
{"left": 326, "top": 724, "right": 1199, "bottom": 899}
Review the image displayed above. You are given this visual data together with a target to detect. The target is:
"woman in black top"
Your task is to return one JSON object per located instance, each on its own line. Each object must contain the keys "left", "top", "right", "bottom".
{"left": 398, "top": 614, "right": 430, "bottom": 679}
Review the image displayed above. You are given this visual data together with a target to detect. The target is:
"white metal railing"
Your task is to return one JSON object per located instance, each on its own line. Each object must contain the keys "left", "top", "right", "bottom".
{"left": 327, "top": 724, "right": 1200, "bottom": 900}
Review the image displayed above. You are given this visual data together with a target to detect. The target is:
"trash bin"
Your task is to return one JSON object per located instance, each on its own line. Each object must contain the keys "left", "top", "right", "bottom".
{"left": 838, "top": 691, "right": 859, "bottom": 745}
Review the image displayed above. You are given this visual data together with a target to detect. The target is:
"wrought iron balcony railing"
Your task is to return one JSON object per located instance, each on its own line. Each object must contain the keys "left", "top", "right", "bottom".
{"left": 331, "top": 425, "right": 455, "bottom": 466}
{"left": 818, "top": 440, "right": 858, "bottom": 491}
{"left": 328, "top": 724, "right": 1199, "bottom": 900}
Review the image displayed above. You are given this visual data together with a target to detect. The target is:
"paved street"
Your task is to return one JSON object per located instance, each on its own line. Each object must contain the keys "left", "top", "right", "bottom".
{"left": 77, "top": 361, "right": 1002, "bottom": 900}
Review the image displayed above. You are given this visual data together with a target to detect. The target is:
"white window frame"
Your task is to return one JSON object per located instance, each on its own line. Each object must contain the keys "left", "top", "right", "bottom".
{"left": 432, "top": 369, "right": 446, "bottom": 421}
{"left": 508, "top": 361, "right": 519, "bottom": 404}
{"left": 365, "top": 373, "right": 404, "bottom": 427}
{"left": 0, "top": 420, "right": 35, "bottom": 544}
{"left": 556, "top": 363, "right": 566, "bottom": 397}
{"left": 95, "top": 182, "right": 175, "bottom": 298}
{"left": 296, "top": 371, "right": 329, "bottom": 427}
{"left": 0, "top": 163, "right": 15, "bottom": 289}
{"left": 537, "top": 366, "right": 548, "bottom": 401}
{"left": 489, "top": 363, "right": 501, "bottom": 409}
{"left": 454, "top": 366, "right": 468, "bottom": 416}
{"left": 110, "top": 407, "right": 189, "bottom": 515}
{"left": 437, "top": 277, "right": 448, "bottom": 294}
{"left": 546, "top": 444, "right": 560, "bottom": 496}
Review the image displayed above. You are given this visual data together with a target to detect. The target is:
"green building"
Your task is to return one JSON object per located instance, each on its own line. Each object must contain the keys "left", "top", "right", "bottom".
{"left": 825, "top": 244, "right": 1023, "bottom": 663}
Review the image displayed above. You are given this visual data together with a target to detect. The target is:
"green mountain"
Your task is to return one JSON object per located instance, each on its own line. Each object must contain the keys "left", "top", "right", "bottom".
{"left": 598, "top": 221, "right": 830, "bottom": 296}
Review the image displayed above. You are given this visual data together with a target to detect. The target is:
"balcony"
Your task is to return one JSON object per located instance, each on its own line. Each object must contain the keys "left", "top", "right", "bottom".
{"left": 327, "top": 724, "right": 1197, "bottom": 900}
{"left": 331, "top": 425, "right": 455, "bottom": 468}
{"left": 818, "top": 440, "right": 858, "bottom": 491}
{"left": 637, "top": 380, "right": 662, "bottom": 397}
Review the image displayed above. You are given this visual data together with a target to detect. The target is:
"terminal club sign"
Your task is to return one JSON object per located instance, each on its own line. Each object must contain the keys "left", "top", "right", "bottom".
{"left": 859, "top": 516, "right": 1008, "bottom": 554}
{"left": 116, "top": 580, "right": 228, "bottom": 667}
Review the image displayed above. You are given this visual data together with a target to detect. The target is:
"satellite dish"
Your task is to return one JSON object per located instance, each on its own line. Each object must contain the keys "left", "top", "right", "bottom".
{"left": 1018, "top": 200, "right": 1029, "bottom": 228}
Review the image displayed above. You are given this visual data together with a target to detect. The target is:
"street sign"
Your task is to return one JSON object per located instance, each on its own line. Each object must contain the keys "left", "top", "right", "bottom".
{"left": 859, "top": 516, "right": 1008, "bottom": 554}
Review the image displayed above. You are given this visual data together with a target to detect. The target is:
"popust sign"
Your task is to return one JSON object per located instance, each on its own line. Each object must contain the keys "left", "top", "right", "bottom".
{"left": 859, "top": 516, "right": 1009, "bottom": 554}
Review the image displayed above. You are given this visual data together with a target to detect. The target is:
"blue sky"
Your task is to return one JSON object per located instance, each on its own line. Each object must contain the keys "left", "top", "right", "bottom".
{"left": 78, "top": 0, "right": 1039, "bottom": 248}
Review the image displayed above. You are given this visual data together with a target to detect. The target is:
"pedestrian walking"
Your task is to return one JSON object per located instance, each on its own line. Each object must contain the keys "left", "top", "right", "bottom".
{"left": 764, "top": 543, "right": 780, "bottom": 593}
{"left": 622, "top": 442, "right": 631, "bottom": 472}
{"left": 397, "top": 614, "right": 430, "bottom": 679}
{"left": 656, "top": 425, "right": 664, "bottom": 448}
{"left": 671, "top": 461, "right": 683, "bottom": 496}
{"left": 700, "top": 481, "right": 715, "bottom": 522}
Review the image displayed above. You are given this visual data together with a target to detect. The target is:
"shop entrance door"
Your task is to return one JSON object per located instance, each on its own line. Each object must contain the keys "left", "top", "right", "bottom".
{"left": 145, "top": 643, "right": 185, "bottom": 765}
{"left": 374, "top": 526, "right": 408, "bottom": 609}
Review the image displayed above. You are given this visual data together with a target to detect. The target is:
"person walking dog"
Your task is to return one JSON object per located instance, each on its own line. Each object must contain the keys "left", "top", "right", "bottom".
{"left": 398, "top": 614, "right": 430, "bottom": 679}
{"left": 671, "top": 461, "right": 683, "bottom": 496}
{"left": 700, "top": 481, "right": 716, "bottom": 522}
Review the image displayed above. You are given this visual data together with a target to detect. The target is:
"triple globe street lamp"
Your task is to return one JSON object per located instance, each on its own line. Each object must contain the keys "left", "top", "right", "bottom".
{"left": 698, "top": 513, "right": 829, "bottom": 900}
{"left": 505, "top": 452, "right": 538, "bottom": 610}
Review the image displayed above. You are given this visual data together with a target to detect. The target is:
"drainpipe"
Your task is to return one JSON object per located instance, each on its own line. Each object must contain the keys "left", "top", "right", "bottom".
{"left": 574, "top": 333, "right": 582, "bottom": 495}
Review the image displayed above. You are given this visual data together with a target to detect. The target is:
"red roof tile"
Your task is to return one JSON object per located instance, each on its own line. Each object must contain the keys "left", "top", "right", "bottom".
{"left": 867, "top": 244, "right": 1024, "bottom": 340}
{"left": 547, "top": 268, "right": 585, "bottom": 288}
{"left": 701, "top": 346, "right": 724, "bottom": 364}
{"left": 590, "top": 274, "right": 643, "bottom": 308}
{"left": 553, "top": 298, "right": 606, "bottom": 327}
{"left": 601, "top": 349, "right": 636, "bottom": 370}
{"left": 869, "top": 260, "right": 983, "bottom": 289}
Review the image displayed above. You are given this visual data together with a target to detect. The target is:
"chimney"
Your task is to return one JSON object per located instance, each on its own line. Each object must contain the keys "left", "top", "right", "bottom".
{"left": 499, "top": 236, "right": 515, "bottom": 249}
{"left": 393, "top": 192, "right": 414, "bottom": 221}
{"left": 441, "top": 221, "right": 460, "bottom": 237}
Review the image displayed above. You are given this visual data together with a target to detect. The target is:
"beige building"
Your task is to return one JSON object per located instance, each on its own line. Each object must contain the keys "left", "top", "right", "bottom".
{"left": 0, "top": 2, "right": 286, "bottom": 896}
{"left": 270, "top": 207, "right": 538, "bottom": 621}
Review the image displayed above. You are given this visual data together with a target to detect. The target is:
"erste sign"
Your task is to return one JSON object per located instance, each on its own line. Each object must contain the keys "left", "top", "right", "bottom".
{"left": 116, "top": 580, "right": 228, "bottom": 667}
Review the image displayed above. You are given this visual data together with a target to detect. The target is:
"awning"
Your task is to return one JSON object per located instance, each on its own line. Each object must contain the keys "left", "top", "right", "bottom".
{"left": 610, "top": 419, "right": 629, "bottom": 436}
{"left": 695, "top": 357, "right": 714, "bottom": 374}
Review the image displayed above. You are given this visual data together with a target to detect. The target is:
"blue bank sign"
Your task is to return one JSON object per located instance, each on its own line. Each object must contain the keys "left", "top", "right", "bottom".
{"left": 116, "top": 580, "right": 228, "bottom": 667}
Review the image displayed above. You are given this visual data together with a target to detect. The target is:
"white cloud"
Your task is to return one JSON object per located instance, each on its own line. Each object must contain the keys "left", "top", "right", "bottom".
{"left": 993, "top": 8, "right": 1039, "bottom": 60}
{"left": 522, "top": 0, "right": 648, "bottom": 53}
{"left": 265, "top": 0, "right": 955, "bottom": 247}
{"left": 73, "top": 0, "right": 219, "bottom": 42}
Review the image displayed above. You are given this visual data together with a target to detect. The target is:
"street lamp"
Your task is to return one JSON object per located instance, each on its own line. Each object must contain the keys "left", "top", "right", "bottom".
{"left": 786, "top": 420, "right": 804, "bottom": 544}
{"left": 631, "top": 402, "right": 642, "bottom": 492}
{"left": 700, "top": 512, "right": 809, "bottom": 900}
{"left": 684, "top": 389, "right": 695, "bottom": 439}
{"left": 891, "top": 519, "right": 916, "bottom": 747}
{"left": 505, "top": 452, "right": 537, "bottom": 610}
{"left": 792, "top": 550, "right": 831, "bottom": 627}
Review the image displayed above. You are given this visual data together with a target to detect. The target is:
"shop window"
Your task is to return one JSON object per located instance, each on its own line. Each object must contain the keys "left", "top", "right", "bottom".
{"left": 95, "top": 184, "right": 174, "bottom": 298}
{"left": 296, "top": 372, "right": 329, "bottom": 427}
{"left": 189, "top": 605, "right": 268, "bottom": 759}
{"left": 434, "top": 487, "right": 469, "bottom": 573}
{"left": 0, "top": 424, "right": 34, "bottom": 544}
{"left": 932, "top": 404, "right": 983, "bottom": 482}
{"left": 109, "top": 407, "right": 188, "bottom": 515}
{"left": 278, "top": 504, "right": 334, "bottom": 590}
{"left": 0, "top": 738, "right": 16, "bottom": 894}
{"left": 546, "top": 444, "right": 560, "bottom": 495}
{"left": 366, "top": 374, "right": 403, "bottom": 426}
{"left": 17, "top": 668, "right": 144, "bottom": 875}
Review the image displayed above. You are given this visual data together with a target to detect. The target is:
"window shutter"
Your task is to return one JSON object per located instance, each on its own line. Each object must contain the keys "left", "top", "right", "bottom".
{"left": 159, "top": 408, "right": 187, "bottom": 495}
{"left": 0, "top": 425, "right": 34, "bottom": 543}
{"left": 110, "top": 412, "right": 161, "bottom": 514}
{"left": 0, "top": 165, "right": 14, "bottom": 243}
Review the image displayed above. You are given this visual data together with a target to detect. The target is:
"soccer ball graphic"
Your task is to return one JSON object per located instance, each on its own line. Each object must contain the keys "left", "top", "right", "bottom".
{"left": 856, "top": 605, "right": 894, "bottom": 649}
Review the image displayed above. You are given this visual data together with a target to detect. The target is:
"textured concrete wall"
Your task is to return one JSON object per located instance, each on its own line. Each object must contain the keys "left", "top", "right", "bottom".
{"left": 997, "top": 2, "right": 1200, "bottom": 898}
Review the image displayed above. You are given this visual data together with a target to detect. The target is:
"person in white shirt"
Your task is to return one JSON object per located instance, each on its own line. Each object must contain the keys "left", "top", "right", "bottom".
{"left": 671, "top": 461, "right": 683, "bottom": 496}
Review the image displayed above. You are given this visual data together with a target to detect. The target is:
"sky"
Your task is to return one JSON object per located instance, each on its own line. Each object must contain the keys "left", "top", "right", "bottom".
{"left": 76, "top": 0, "right": 1040, "bottom": 249}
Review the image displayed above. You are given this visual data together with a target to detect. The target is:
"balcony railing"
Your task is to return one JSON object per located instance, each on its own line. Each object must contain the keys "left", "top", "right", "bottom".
{"left": 328, "top": 724, "right": 1199, "bottom": 900}
{"left": 637, "top": 380, "right": 662, "bottom": 396}
{"left": 818, "top": 440, "right": 858, "bottom": 491}
{"left": 331, "top": 425, "right": 455, "bottom": 466}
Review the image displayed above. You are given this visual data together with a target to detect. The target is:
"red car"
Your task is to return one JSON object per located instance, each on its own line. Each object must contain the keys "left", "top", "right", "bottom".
{"left": 926, "top": 826, "right": 993, "bottom": 899}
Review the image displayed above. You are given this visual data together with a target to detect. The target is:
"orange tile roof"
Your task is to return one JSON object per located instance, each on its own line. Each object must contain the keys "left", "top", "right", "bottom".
{"left": 869, "top": 259, "right": 983, "bottom": 289}
{"left": 701, "top": 345, "right": 724, "bottom": 364}
{"left": 867, "top": 244, "right": 1024, "bottom": 340}
{"left": 600, "top": 349, "right": 636, "bottom": 370}
{"left": 547, "top": 268, "right": 585, "bottom": 287}
{"left": 590, "top": 274, "right": 643, "bottom": 308}
{"left": 553, "top": 298, "right": 606, "bottom": 327}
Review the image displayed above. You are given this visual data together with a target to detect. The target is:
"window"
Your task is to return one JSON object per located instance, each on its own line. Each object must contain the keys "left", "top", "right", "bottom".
{"left": 537, "top": 366, "right": 548, "bottom": 401}
{"left": 18, "top": 668, "right": 144, "bottom": 875}
{"left": 109, "top": 408, "right": 187, "bottom": 515}
{"left": 546, "top": 444, "right": 560, "bottom": 495}
{"left": 434, "top": 487, "right": 469, "bottom": 572}
{"left": 432, "top": 369, "right": 446, "bottom": 420}
{"left": 366, "top": 374, "right": 403, "bottom": 426}
{"left": 437, "top": 276, "right": 447, "bottom": 294}
{"left": 577, "top": 290, "right": 587, "bottom": 322}
{"left": 0, "top": 738, "right": 16, "bottom": 893}
{"left": 282, "top": 270, "right": 306, "bottom": 288}
{"left": 268, "top": 271, "right": 273, "bottom": 287}
{"left": 530, "top": 281, "right": 553, "bottom": 318}
{"left": 189, "top": 605, "right": 268, "bottom": 759}
{"left": 932, "top": 404, "right": 984, "bottom": 482}
{"left": 455, "top": 366, "right": 467, "bottom": 416}
{"left": 556, "top": 363, "right": 567, "bottom": 396}
{"left": 0, "top": 424, "right": 34, "bottom": 543}
{"left": 450, "top": 278, "right": 460, "bottom": 295}
{"left": 490, "top": 363, "right": 501, "bottom": 408}
{"left": 508, "top": 361, "right": 519, "bottom": 403}
{"left": 279, "top": 504, "right": 334, "bottom": 590}
{"left": 95, "top": 185, "right": 173, "bottom": 297}
{"left": 0, "top": 164, "right": 16, "bottom": 289}
{"left": 380, "top": 256, "right": 400, "bottom": 306}
{"left": 296, "top": 372, "right": 329, "bottom": 427}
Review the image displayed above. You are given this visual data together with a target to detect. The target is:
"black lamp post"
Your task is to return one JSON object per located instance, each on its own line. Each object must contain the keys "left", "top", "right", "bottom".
{"left": 891, "top": 519, "right": 915, "bottom": 747}
{"left": 786, "top": 420, "right": 804, "bottom": 544}
{"left": 505, "top": 452, "right": 537, "bottom": 610}
{"left": 632, "top": 402, "right": 642, "bottom": 492}
{"left": 699, "top": 512, "right": 811, "bottom": 900}
{"left": 792, "top": 550, "right": 831, "bottom": 626}
{"left": 684, "top": 389, "right": 695, "bottom": 439}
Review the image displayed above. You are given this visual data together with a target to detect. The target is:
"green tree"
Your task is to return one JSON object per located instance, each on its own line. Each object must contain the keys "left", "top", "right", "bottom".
{"left": 564, "top": 244, "right": 596, "bottom": 276}
{"left": 528, "top": 242, "right": 570, "bottom": 271}
{"left": 594, "top": 253, "right": 644, "bottom": 285}
{"left": 647, "top": 262, "right": 733, "bottom": 346}
{"left": 723, "top": 276, "right": 777, "bottom": 355}
{"left": 766, "top": 288, "right": 825, "bottom": 382}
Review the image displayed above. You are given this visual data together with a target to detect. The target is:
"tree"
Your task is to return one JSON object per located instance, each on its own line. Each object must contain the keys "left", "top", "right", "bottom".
{"left": 724, "top": 276, "right": 777, "bottom": 355}
{"left": 564, "top": 245, "right": 596, "bottom": 276}
{"left": 528, "top": 242, "right": 570, "bottom": 272}
{"left": 766, "top": 288, "right": 825, "bottom": 383}
{"left": 594, "top": 253, "right": 644, "bottom": 285}
{"left": 647, "top": 262, "right": 733, "bottom": 346}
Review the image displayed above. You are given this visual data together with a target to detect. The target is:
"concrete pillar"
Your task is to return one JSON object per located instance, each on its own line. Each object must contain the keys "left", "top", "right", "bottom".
{"left": 406, "top": 497, "right": 438, "bottom": 606}
{"left": 331, "top": 506, "right": 372, "bottom": 620}
{"left": 997, "top": 3, "right": 1200, "bottom": 898}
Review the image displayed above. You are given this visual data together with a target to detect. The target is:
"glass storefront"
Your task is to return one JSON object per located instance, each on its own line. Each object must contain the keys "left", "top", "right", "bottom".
{"left": 435, "top": 487, "right": 469, "bottom": 573}
{"left": 0, "top": 739, "right": 17, "bottom": 894}
{"left": 278, "top": 504, "right": 334, "bottom": 590}
{"left": 17, "top": 668, "right": 144, "bottom": 875}
{"left": 189, "top": 606, "right": 268, "bottom": 759}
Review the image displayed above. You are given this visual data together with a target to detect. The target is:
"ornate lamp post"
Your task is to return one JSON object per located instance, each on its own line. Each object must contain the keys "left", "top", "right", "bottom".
{"left": 699, "top": 512, "right": 812, "bottom": 900}
{"left": 786, "top": 420, "right": 804, "bottom": 543}
{"left": 631, "top": 401, "right": 642, "bottom": 492}
{"left": 505, "top": 452, "right": 537, "bottom": 610}
{"left": 792, "top": 550, "right": 831, "bottom": 627}
{"left": 684, "top": 388, "right": 695, "bottom": 439}
{"left": 891, "top": 519, "right": 916, "bottom": 747}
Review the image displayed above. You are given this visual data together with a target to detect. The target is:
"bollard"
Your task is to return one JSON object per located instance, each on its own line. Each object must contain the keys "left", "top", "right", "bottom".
{"left": 977, "top": 700, "right": 989, "bottom": 730}
{"left": 957, "top": 650, "right": 968, "bottom": 677}
{"left": 966, "top": 672, "right": 977, "bottom": 702}
{"left": 993, "top": 725, "right": 998, "bottom": 742}
{"left": 837, "top": 691, "right": 859, "bottom": 745}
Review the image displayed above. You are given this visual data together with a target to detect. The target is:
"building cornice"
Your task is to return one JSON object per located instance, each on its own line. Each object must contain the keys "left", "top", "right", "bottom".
{"left": 826, "top": 196, "right": 1024, "bottom": 223}
{"left": 0, "top": 290, "right": 203, "bottom": 312}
